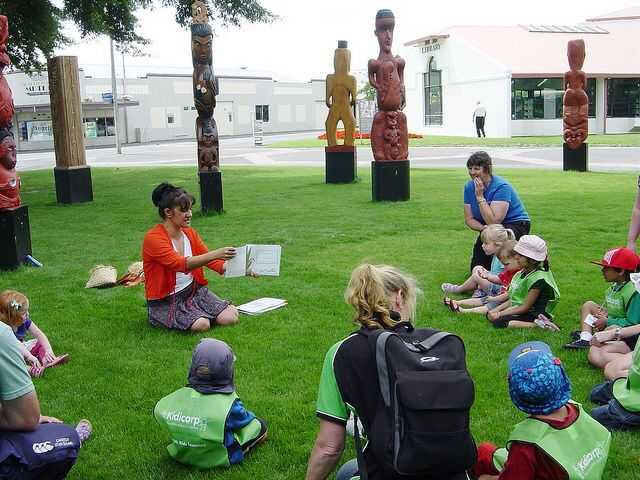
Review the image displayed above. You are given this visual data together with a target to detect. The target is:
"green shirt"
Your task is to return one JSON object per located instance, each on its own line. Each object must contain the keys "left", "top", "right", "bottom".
{"left": 0, "top": 322, "right": 34, "bottom": 401}
{"left": 605, "top": 282, "right": 640, "bottom": 328}
{"left": 316, "top": 339, "right": 350, "bottom": 423}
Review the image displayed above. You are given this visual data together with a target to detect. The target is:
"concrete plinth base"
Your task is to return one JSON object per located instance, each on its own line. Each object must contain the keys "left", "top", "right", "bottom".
{"left": 371, "top": 160, "right": 410, "bottom": 202}
{"left": 563, "top": 143, "right": 588, "bottom": 172}
{"left": 0, "top": 205, "right": 32, "bottom": 270}
{"left": 54, "top": 166, "right": 93, "bottom": 204}
{"left": 199, "top": 170, "right": 223, "bottom": 214}
{"left": 325, "top": 146, "right": 357, "bottom": 184}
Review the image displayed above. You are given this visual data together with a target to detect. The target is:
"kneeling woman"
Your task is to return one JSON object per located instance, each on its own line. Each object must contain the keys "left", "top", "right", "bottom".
{"left": 143, "top": 183, "right": 238, "bottom": 332}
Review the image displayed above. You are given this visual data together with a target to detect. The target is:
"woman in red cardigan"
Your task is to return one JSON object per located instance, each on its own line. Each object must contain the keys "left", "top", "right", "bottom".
{"left": 142, "top": 183, "right": 238, "bottom": 332}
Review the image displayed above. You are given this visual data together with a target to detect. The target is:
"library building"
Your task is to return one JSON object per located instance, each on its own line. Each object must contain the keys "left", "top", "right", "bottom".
{"left": 403, "top": 7, "right": 640, "bottom": 138}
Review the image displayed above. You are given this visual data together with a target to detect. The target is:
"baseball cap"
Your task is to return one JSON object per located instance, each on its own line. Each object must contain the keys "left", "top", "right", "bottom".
{"left": 590, "top": 247, "right": 640, "bottom": 272}
{"left": 187, "top": 338, "right": 235, "bottom": 394}
{"left": 513, "top": 235, "right": 547, "bottom": 262}
{"left": 507, "top": 341, "right": 571, "bottom": 415}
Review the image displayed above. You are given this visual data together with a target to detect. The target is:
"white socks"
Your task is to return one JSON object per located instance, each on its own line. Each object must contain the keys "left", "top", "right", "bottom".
{"left": 580, "top": 331, "right": 593, "bottom": 342}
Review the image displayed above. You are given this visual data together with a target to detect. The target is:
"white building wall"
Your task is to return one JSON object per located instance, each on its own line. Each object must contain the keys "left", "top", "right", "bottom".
{"left": 404, "top": 38, "right": 512, "bottom": 138}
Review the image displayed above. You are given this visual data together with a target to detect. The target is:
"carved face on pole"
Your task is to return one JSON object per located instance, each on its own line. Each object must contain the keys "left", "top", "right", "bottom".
{"left": 0, "top": 132, "right": 16, "bottom": 170}
{"left": 192, "top": 35, "right": 212, "bottom": 66}
{"left": 375, "top": 10, "right": 395, "bottom": 55}
{"left": 567, "top": 40, "right": 585, "bottom": 71}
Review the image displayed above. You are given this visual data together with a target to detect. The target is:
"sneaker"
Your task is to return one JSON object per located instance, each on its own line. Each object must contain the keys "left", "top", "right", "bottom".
{"left": 564, "top": 339, "right": 590, "bottom": 349}
{"left": 75, "top": 419, "right": 92, "bottom": 445}
{"left": 471, "top": 288, "right": 486, "bottom": 298}
{"left": 441, "top": 283, "right": 460, "bottom": 294}
{"left": 534, "top": 316, "right": 560, "bottom": 332}
{"left": 569, "top": 330, "right": 581, "bottom": 341}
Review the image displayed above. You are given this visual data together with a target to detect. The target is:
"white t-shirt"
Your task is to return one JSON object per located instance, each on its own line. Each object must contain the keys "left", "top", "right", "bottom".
{"left": 474, "top": 105, "right": 487, "bottom": 117}
{"left": 172, "top": 232, "right": 194, "bottom": 294}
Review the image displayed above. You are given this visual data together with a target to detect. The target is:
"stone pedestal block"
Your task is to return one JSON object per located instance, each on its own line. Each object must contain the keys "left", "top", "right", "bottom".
{"left": 371, "top": 160, "right": 410, "bottom": 202}
{"left": 54, "top": 166, "right": 93, "bottom": 204}
{"left": 199, "top": 170, "right": 223, "bottom": 214}
{"left": 0, "top": 205, "right": 32, "bottom": 270}
{"left": 563, "top": 143, "right": 588, "bottom": 172}
{"left": 325, "top": 146, "right": 357, "bottom": 184}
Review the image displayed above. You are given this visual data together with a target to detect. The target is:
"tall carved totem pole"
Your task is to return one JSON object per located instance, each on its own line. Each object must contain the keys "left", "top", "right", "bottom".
{"left": 562, "top": 39, "right": 589, "bottom": 171}
{"left": 0, "top": 15, "right": 33, "bottom": 270}
{"left": 368, "top": 9, "right": 409, "bottom": 201}
{"left": 192, "top": 1, "right": 223, "bottom": 213}
{"left": 324, "top": 40, "right": 357, "bottom": 184}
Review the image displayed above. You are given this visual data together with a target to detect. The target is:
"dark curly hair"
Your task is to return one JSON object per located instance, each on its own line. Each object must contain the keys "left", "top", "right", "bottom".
{"left": 466, "top": 151, "right": 493, "bottom": 176}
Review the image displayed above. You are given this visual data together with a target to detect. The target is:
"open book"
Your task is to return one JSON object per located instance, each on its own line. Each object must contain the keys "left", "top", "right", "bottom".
{"left": 237, "top": 298, "right": 287, "bottom": 316}
{"left": 224, "top": 245, "right": 281, "bottom": 278}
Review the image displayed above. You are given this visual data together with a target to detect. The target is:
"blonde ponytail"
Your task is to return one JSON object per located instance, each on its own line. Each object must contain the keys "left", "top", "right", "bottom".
{"left": 345, "top": 264, "right": 420, "bottom": 329}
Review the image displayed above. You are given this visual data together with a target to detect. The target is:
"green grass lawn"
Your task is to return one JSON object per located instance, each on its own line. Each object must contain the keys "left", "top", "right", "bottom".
{"left": 268, "top": 133, "right": 640, "bottom": 148}
{"left": 5, "top": 166, "right": 640, "bottom": 479}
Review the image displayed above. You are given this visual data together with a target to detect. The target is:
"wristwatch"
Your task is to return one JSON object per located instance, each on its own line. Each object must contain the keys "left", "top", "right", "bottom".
{"left": 614, "top": 327, "right": 622, "bottom": 341}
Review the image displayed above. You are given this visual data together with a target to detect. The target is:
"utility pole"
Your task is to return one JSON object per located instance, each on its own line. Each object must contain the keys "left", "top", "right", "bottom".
{"left": 121, "top": 51, "right": 129, "bottom": 144}
{"left": 109, "top": 36, "right": 121, "bottom": 154}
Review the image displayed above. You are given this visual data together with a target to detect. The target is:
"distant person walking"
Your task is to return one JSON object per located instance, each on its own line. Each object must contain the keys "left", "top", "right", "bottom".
{"left": 473, "top": 101, "right": 487, "bottom": 138}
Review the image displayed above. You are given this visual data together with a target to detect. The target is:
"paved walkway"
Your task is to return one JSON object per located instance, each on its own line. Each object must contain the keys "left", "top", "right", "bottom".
{"left": 18, "top": 134, "right": 640, "bottom": 172}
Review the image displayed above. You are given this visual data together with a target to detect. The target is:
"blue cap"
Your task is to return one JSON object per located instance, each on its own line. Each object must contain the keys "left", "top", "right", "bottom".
{"left": 507, "top": 342, "right": 571, "bottom": 415}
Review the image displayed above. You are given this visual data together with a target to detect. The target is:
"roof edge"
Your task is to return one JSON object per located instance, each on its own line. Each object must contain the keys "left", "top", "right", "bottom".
{"left": 404, "top": 34, "right": 449, "bottom": 47}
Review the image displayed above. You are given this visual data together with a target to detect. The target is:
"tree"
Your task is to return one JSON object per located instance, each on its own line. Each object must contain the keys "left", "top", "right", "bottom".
{"left": 0, "top": 0, "right": 276, "bottom": 72}
{"left": 358, "top": 82, "right": 376, "bottom": 101}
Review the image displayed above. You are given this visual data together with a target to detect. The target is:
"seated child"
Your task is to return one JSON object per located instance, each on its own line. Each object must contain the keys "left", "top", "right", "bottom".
{"left": 154, "top": 338, "right": 267, "bottom": 469}
{"left": 487, "top": 235, "right": 560, "bottom": 329}
{"left": 0, "top": 289, "right": 69, "bottom": 377}
{"left": 590, "top": 334, "right": 640, "bottom": 431}
{"left": 442, "top": 224, "right": 515, "bottom": 297}
{"left": 445, "top": 240, "right": 520, "bottom": 315}
{"left": 565, "top": 247, "right": 640, "bottom": 350}
{"left": 473, "top": 341, "right": 611, "bottom": 480}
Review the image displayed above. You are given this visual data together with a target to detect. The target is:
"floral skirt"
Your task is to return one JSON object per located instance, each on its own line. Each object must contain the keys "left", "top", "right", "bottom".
{"left": 147, "top": 282, "right": 230, "bottom": 330}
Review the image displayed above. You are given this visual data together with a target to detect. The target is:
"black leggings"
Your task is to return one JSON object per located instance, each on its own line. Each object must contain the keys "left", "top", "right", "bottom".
{"left": 470, "top": 220, "right": 530, "bottom": 272}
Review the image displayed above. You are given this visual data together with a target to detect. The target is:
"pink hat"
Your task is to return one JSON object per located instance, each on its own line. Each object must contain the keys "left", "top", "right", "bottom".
{"left": 514, "top": 235, "right": 547, "bottom": 262}
{"left": 590, "top": 247, "right": 640, "bottom": 272}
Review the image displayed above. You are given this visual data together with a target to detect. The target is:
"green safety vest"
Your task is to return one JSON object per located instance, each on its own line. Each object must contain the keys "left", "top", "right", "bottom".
{"left": 493, "top": 403, "right": 610, "bottom": 480}
{"left": 508, "top": 268, "right": 560, "bottom": 315}
{"left": 154, "top": 387, "right": 262, "bottom": 469}
{"left": 604, "top": 281, "right": 636, "bottom": 320}
{"left": 613, "top": 339, "right": 640, "bottom": 412}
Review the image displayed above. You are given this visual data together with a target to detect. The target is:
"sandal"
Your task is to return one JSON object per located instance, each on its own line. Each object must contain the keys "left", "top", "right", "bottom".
{"left": 443, "top": 298, "right": 461, "bottom": 313}
{"left": 45, "top": 353, "right": 70, "bottom": 368}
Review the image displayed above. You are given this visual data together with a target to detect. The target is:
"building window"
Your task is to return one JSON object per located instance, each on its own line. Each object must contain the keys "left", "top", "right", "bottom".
{"left": 607, "top": 78, "right": 640, "bottom": 118}
{"left": 511, "top": 78, "right": 596, "bottom": 120}
{"left": 183, "top": 106, "right": 189, "bottom": 111}
{"left": 83, "top": 117, "right": 115, "bottom": 138}
{"left": 255, "top": 105, "right": 269, "bottom": 122}
{"left": 167, "top": 114, "right": 175, "bottom": 124}
{"left": 423, "top": 57, "right": 442, "bottom": 125}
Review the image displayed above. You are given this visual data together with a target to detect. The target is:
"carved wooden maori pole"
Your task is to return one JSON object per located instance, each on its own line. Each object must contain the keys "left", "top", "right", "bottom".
{"left": 562, "top": 39, "right": 589, "bottom": 171}
{"left": 0, "top": 15, "right": 32, "bottom": 269}
{"left": 324, "top": 40, "right": 357, "bottom": 183}
{"left": 192, "top": 1, "right": 222, "bottom": 213}
{"left": 368, "top": 9, "right": 409, "bottom": 201}
{"left": 48, "top": 56, "right": 93, "bottom": 202}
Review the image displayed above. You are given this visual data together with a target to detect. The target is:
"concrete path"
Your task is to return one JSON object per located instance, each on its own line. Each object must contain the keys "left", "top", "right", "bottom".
{"left": 17, "top": 133, "right": 640, "bottom": 172}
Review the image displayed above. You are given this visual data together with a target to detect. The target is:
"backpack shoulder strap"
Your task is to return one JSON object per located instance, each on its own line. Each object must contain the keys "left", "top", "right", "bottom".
{"left": 375, "top": 331, "right": 395, "bottom": 407}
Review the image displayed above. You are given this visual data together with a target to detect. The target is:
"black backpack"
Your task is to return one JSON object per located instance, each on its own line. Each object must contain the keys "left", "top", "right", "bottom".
{"left": 354, "top": 324, "right": 477, "bottom": 479}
